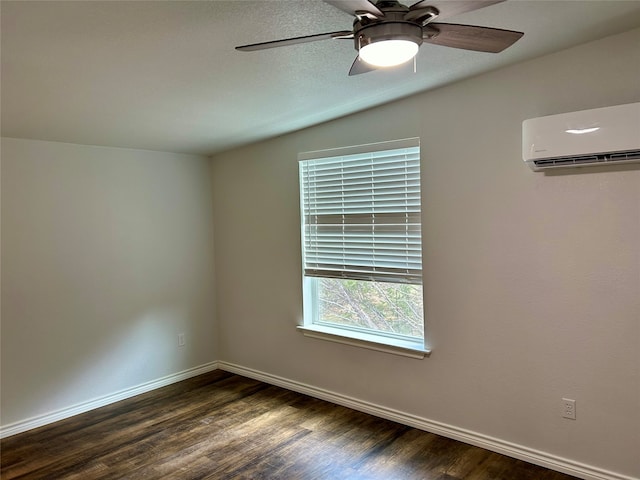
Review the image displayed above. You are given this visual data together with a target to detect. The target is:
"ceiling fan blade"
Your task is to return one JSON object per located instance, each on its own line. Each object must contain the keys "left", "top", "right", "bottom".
{"left": 348, "top": 56, "right": 377, "bottom": 76}
{"left": 236, "top": 31, "right": 352, "bottom": 52}
{"left": 423, "top": 23, "right": 523, "bottom": 53}
{"left": 323, "top": 0, "right": 384, "bottom": 19}
{"left": 409, "top": 1, "right": 504, "bottom": 20}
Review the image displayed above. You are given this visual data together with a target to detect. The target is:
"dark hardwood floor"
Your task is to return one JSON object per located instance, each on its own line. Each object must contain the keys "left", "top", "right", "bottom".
{"left": 1, "top": 370, "right": 578, "bottom": 480}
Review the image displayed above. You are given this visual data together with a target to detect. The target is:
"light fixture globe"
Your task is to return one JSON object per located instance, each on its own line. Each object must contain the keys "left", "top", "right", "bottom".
{"left": 355, "top": 22, "right": 423, "bottom": 68}
{"left": 360, "top": 39, "right": 419, "bottom": 67}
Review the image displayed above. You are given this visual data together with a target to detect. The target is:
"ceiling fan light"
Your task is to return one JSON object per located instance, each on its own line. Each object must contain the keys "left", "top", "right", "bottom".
{"left": 359, "top": 39, "right": 419, "bottom": 67}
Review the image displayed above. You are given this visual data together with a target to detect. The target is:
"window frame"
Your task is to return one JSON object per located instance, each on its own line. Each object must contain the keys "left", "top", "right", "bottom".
{"left": 298, "top": 138, "right": 430, "bottom": 359}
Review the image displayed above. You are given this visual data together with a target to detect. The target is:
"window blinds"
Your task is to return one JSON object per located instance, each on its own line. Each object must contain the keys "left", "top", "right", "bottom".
{"left": 299, "top": 139, "right": 422, "bottom": 285}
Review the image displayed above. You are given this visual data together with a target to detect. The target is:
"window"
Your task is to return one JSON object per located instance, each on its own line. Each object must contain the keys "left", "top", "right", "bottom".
{"left": 298, "top": 138, "right": 428, "bottom": 358}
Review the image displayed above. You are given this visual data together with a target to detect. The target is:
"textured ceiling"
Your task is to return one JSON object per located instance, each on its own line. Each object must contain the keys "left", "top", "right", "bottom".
{"left": 2, "top": 0, "right": 640, "bottom": 156}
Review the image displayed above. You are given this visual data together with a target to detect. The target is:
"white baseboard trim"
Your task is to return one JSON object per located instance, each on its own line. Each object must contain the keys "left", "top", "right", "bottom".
{"left": 0, "top": 361, "right": 220, "bottom": 439}
{"left": 218, "top": 361, "right": 636, "bottom": 480}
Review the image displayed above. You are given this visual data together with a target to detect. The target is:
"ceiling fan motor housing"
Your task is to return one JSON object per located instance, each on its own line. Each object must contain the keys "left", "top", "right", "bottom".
{"left": 353, "top": 5, "right": 423, "bottom": 52}
{"left": 354, "top": 21, "right": 423, "bottom": 52}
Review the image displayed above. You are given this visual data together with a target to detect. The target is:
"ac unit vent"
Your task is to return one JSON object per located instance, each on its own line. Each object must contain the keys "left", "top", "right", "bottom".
{"left": 533, "top": 149, "right": 640, "bottom": 169}
{"left": 523, "top": 103, "right": 640, "bottom": 171}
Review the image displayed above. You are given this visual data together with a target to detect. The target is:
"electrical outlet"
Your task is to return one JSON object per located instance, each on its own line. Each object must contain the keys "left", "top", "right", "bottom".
{"left": 562, "top": 398, "right": 576, "bottom": 420}
{"left": 178, "top": 333, "right": 185, "bottom": 347}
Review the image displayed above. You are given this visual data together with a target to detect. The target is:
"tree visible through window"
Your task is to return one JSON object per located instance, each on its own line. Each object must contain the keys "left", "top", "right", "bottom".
{"left": 299, "top": 139, "right": 424, "bottom": 344}
{"left": 317, "top": 278, "right": 423, "bottom": 338}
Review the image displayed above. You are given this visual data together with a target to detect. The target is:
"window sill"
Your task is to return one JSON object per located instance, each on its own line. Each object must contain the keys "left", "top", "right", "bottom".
{"left": 297, "top": 325, "right": 430, "bottom": 359}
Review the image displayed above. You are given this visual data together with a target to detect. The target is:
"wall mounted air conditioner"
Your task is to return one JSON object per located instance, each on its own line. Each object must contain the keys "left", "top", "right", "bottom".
{"left": 523, "top": 102, "right": 640, "bottom": 171}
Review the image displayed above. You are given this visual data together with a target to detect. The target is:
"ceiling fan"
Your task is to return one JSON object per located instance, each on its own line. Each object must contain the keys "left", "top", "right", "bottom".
{"left": 236, "top": 0, "right": 524, "bottom": 76}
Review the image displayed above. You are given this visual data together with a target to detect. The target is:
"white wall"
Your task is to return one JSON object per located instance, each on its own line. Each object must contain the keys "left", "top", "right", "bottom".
{"left": 1, "top": 138, "right": 217, "bottom": 428}
{"left": 210, "top": 28, "right": 640, "bottom": 479}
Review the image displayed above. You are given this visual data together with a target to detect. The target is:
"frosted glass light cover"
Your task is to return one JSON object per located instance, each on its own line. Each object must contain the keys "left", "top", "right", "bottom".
{"left": 359, "top": 40, "right": 419, "bottom": 67}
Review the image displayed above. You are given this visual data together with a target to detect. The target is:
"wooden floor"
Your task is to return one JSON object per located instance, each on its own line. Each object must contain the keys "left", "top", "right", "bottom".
{"left": 1, "top": 370, "right": 578, "bottom": 480}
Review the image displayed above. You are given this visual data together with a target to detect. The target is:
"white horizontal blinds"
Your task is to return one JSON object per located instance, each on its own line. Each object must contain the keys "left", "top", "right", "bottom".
{"left": 300, "top": 140, "right": 422, "bottom": 284}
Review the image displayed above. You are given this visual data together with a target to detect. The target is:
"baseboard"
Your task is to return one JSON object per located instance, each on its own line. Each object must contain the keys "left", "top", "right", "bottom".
{"left": 0, "top": 361, "right": 220, "bottom": 439}
{"left": 218, "top": 361, "right": 636, "bottom": 480}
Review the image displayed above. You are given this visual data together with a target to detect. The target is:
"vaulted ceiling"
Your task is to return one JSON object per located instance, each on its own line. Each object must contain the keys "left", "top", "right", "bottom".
{"left": 2, "top": 0, "right": 640, "bottom": 156}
